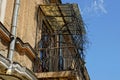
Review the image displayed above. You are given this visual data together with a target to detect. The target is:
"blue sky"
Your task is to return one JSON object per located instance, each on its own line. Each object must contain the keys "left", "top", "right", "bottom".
{"left": 62, "top": 0, "right": 120, "bottom": 80}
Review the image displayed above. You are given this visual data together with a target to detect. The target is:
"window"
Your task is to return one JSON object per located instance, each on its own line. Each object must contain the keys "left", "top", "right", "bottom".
{"left": 0, "top": 0, "right": 7, "bottom": 23}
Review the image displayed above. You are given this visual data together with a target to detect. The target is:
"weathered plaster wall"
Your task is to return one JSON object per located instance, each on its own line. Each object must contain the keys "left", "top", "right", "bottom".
{"left": 0, "top": 38, "right": 8, "bottom": 57}
{"left": 1, "top": 0, "right": 45, "bottom": 71}
{"left": 4, "top": 0, "right": 44, "bottom": 48}
{"left": 13, "top": 51, "right": 33, "bottom": 70}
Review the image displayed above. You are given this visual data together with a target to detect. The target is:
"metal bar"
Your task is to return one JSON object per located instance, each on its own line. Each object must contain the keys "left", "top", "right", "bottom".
{"left": 45, "top": 15, "right": 72, "bottom": 17}
{"left": 8, "top": 0, "right": 20, "bottom": 62}
{"left": 38, "top": 6, "right": 54, "bottom": 32}
{"left": 7, "top": 0, "right": 20, "bottom": 75}
{"left": 37, "top": 46, "right": 82, "bottom": 51}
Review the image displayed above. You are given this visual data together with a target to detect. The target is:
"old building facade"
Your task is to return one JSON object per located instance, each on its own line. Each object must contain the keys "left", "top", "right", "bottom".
{"left": 0, "top": 0, "right": 90, "bottom": 80}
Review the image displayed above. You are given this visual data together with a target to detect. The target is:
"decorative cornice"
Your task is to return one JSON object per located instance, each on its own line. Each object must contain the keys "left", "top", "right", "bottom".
{"left": 0, "top": 22, "right": 36, "bottom": 61}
